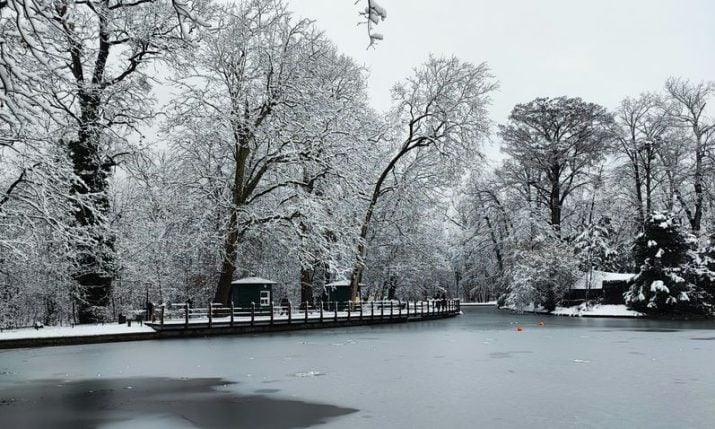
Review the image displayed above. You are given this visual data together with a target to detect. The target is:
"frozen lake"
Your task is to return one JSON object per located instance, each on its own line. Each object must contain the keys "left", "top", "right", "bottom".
{"left": 1, "top": 307, "right": 714, "bottom": 428}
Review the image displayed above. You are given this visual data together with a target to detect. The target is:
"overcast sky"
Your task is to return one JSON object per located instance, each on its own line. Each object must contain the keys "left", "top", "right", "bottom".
{"left": 287, "top": 0, "right": 715, "bottom": 159}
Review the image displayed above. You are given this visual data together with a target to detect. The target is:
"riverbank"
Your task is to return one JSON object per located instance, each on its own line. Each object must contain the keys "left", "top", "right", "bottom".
{"left": 501, "top": 303, "right": 644, "bottom": 318}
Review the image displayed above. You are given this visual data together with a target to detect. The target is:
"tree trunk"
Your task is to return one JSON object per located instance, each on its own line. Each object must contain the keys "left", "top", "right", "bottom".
{"left": 214, "top": 136, "right": 250, "bottom": 304}
{"left": 633, "top": 160, "right": 645, "bottom": 226}
{"left": 386, "top": 274, "right": 397, "bottom": 300}
{"left": 549, "top": 179, "right": 561, "bottom": 233}
{"left": 349, "top": 152, "right": 405, "bottom": 300}
{"left": 484, "top": 215, "right": 504, "bottom": 273}
{"left": 692, "top": 135, "right": 704, "bottom": 233}
{"left": 300, "top": 266, "right": 314, "bottom": 307}
{"left": 69, "top": 91, "right": 114, "bottom": 323}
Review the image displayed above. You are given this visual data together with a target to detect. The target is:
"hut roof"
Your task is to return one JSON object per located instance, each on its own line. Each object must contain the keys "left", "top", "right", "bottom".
{"left": 231, "top": 277, "right": 276, "bottom": 285}
{"left": 572, "top": 271, "right": 634, "bottom": 290}
{"left": 325, "top": 279, "right": 350, "bottom": 287}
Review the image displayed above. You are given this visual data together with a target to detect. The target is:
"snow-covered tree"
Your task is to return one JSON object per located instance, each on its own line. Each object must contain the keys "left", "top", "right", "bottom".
{"left": 165, "top": 0, "right": 377, "bottom": 305}
{"left": 502, "top": 233, "right": 578, "bottom": 312}
{"left": 573, "top": 217, "right": 618, "bottom": 273}
{"left": 611, "top": 94, "right": 670, "bottom": 226}
{"left": 0, "top": 0, "right": 209, "bottom": 322}
{"left": 625, "top": 212, "right": 711, "bottom": 315}
{"left": 499, "top": 97, "right": 613, "bottom": 234}
{"left": 348, "top": 55, "right": 496, "bottom": 300}
{"left": 662, "top": 78, "right": 714, "bottom": 233}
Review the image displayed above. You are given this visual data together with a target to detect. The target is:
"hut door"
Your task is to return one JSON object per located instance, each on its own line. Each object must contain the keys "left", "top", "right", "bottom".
{"left": 260, "top": 290, "right": 270, "bottom": 306}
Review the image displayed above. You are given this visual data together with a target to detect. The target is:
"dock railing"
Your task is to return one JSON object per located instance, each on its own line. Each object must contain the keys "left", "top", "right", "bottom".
{"left": 150, "top": 299, "right": 461, "bottom": 330}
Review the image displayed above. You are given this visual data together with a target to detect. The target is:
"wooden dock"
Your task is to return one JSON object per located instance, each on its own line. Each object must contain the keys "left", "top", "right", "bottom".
{"left": 147, "top": 299, "right": 462, "bottom": 337}
{"left": 0, "top": 300, "right": 460, "bottom": 349}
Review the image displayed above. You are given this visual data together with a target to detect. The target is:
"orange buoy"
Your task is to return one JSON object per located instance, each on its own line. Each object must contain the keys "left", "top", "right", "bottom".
{"left": 538, "top": 321, "right": 545, "bottom": 327}
{"left": 516, "top": 325, "right": 524, "bottom": 331}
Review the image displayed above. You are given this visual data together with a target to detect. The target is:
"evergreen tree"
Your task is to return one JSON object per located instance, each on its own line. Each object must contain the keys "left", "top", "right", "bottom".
{"left": 573, "top": 217, "right": 618, "bottom": 273}
{"left": 625, "top": 212, "right": 711, "bottom": 315}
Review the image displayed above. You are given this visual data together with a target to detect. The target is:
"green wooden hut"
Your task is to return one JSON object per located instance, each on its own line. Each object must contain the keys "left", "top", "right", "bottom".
{"left": 321, "top": 279, "right": 360, "bottom": 311}
{"left": 230, "top": 277, "right": 275, "bottom": 313}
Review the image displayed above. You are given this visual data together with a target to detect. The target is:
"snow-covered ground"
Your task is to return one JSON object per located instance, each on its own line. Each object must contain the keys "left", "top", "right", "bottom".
{"left": 501, "top": 303, "right": 644, "bottom": 318}
{"left": 552, "top": 304, "right": 644, "bottom": 318}
{"left": 461, "top": 301, "right": 497, "bottom": 307}
{"left": 0, "top": 323, "right": 155, "bottom": 341}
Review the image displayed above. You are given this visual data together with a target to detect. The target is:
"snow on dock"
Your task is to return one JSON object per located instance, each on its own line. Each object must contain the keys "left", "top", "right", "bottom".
{"left": 0, "top": 300, "right": 461, "bottom": 349}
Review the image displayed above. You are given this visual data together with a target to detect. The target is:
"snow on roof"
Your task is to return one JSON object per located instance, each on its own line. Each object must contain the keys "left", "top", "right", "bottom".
{"left": 231, "top": 277, "right": 276, "bottom": 285}
{"left": 325, "top": 279, "right": 350, "bottom": 287}
{"left": 572, "top": 271, "right": 635, "bottom": 290}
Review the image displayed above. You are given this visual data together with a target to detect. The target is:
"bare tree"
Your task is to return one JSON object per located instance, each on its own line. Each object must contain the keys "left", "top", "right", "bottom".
{"left": 663, "top": 78, "right": 714, "bottom": 233}
{"left": 348, "top": 56, "right": 496, "bottom": 301}
{"left": 612, "top": 94, "right": 670, "bottom": 226}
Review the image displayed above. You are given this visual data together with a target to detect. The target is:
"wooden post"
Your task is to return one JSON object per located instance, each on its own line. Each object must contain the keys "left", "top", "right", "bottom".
{"left": 390, "top": 300, "right": 393, "bottom": 319}
{"left": 371, "top": 301, "right": 374, "bottom": 321}
{"left": 380, "top": 301, "right": 384, "bottom": 320}
{"left": 421, "top": 300, "right": 424, "bottom": 317}
{"left": 319, "top": 300, "right": 323, "bottom": 323}
{"left": 251, "top": 302, "right": 255, "bottom": 326}
{"left": 304, "top": 302, "right": 308, "bottom": 323}
{"left": 160, "top": 305, "right": 165, "bottom": 327}
{"left": 398, "top": 300, "right": 402, "bottom": 318}
{"left": 333, "top": 302, "right": 338, "bottom": 322}
{"left": 288, "top": 301, "right": 292, "bottom": 324}
{"left": 347, "top": 302, "right": 351, "bottom": 321}
{"left": 184, "top": 303, "right": 189, "bottom": 329}
{"left": 270, "top": 303, "right": 274, "bottom": 325}
{"left": 230, "top": 301, "right": 235, "bottom": 327}
{"left": 359, "top": 301, "right": 363, "bottom": 321}
{"left": 208, "top": 302, "right": 212, "bottom": 329}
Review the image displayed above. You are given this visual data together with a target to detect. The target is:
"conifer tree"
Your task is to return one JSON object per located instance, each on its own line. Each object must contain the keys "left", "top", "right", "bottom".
{"left": 625, "top": 212, "right": 710, "bottom": 315}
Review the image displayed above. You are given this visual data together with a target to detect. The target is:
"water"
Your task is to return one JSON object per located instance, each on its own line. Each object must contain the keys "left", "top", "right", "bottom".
{"left": 1, "top": 307, "right": 714, "bottom": 428}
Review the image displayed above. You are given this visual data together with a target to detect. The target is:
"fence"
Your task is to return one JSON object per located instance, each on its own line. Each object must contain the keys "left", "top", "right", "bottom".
{"left": 148, "top": 299, "right": 461, "bottom": 330}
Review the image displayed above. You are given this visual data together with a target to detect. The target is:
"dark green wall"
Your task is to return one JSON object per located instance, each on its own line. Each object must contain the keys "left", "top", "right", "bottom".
{"left": 321, "top": 286, "right": 354, "bottom": 310}
{"left": 231, "top": 284, "right": 272, "bottom": 308}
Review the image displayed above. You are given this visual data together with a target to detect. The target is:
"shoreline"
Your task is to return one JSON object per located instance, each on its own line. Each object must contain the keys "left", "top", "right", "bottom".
{"left": 495, "top": 305, "right": 715, "bottom": 320}
{"left": 0, "top": 311, "right": 459, "bottom": 351}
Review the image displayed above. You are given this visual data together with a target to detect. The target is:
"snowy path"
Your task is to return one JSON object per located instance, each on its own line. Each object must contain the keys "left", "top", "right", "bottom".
{"left": 0, "top": 323, "right": 155, "bottom": 341}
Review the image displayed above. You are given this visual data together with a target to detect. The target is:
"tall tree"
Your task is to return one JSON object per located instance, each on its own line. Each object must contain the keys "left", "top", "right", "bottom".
{"left": 0, "top": 0, "right": 208, "bottom": 321}
{"left": 612, "top": 94, "right": 669, "bottom": 226}
{"left": 499, "top": 97, "right": 613, "bottom": 234}
{"left": 166, "top": 0, "right": 374, "bottom": 304}
{"left": 663, "top": 78, "right": 714, "bottom": 233}
{"left": 349, "top": 56, "right": 496, "bottom": 300}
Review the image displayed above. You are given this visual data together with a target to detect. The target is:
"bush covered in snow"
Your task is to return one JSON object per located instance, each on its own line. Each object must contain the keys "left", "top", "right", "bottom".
{"left": 625, "top": 212, "right": 712, "bottom": 315}
{"left": 501, "top": 235, "right": 578, "bottom": 312}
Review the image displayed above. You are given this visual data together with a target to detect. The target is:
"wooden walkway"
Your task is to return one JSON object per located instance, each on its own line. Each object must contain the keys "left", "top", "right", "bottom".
{"left": 0, "top": 300, "right": 460, "bottom": 349}
{"left": 147, "top": 299, "right": 461, "bottom": 336}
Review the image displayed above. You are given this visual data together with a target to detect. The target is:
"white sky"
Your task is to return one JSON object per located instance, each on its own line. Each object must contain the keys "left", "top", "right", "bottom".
{"left": 287, "top": 0, "right": 715, "bottom": 160}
